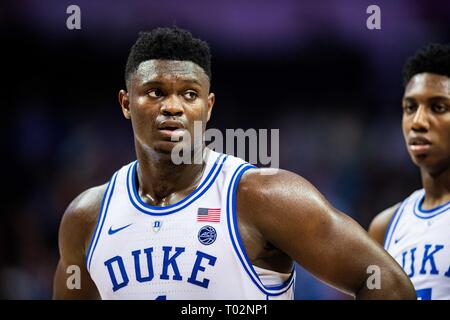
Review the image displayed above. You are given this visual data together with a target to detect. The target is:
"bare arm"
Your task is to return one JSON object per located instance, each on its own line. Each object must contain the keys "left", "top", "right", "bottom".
{"left": 53, "top": 184, "right": 107, "bottom": 299}
{"left": 368, "top": 203, "right": 400, "bottom": 246}
{"left": 237, "top": 169, "right": 415, "bottom": 299}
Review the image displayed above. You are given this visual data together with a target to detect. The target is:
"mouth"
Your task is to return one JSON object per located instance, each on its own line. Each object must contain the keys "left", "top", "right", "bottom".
{"left": 157, "top": 120, "right": 186, "bottom": 139}
{"left": 408, "top": 136, "right": 432, "bottom": 155}
{"left": 157, "top": 120, "right": 185, "bottom": 130}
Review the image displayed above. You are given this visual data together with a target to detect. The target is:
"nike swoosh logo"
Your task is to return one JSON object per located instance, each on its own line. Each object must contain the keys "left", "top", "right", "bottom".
{"left": 108, "top": 223, "right": 132, "bottom": 235}
{"left": 394, "top": 234, "right": 407, "bottom": 244}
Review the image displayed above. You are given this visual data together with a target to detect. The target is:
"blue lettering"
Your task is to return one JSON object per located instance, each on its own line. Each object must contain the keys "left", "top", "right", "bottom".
{"left": 420, "top": 244, "right": 444, "bottom": 275}
{"left": 187, "top": 251, "right": 217, "bottom": 288}
{"left": 401, "top": 251, "right": 406, "bottom": 269}
{"left": 160, "top": 246, "right": 185, "bottom": 280}
{"left": 104, "top": 247, "right": 218, "bottom": 291}
{"left": 132, "top": 247, "right": 154, "bottom": 282}
{"left": 444, "top": 265, "right": 450, "bottom": 277}
{"left": 402, "top": 247, "right": 416, "bottom": 277}
{"left": 104, "top": 256, "right": 129, "bottom": 292}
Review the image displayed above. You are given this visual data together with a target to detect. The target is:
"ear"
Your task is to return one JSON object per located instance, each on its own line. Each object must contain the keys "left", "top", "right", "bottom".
{"left": 118, "top": 90, "right": 131, "bottom": 119}
{"left": 206, "top": 92, "right": 215, "bottom": 122}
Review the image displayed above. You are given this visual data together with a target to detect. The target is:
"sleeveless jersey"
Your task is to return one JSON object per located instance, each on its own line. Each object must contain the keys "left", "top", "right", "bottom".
{"left": 86, "top": 150, "right": 295, "bottom": 299}
{"left": 384, "top": 189, "right": 450, "bottom": 300}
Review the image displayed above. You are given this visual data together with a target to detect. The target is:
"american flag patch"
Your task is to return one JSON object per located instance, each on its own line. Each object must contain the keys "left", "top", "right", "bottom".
{"left": 197, "top": 208, "right": 221, "bottom": 222}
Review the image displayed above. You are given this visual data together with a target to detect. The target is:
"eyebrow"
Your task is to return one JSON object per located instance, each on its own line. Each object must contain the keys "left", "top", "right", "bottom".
{"left": 403, "top": 95, "right": 450, "bottom": 102}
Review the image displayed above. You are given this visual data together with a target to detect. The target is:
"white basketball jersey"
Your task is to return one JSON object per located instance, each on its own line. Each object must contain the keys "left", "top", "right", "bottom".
{"left": 86, "top": 150, "right": 295, "bottom": 300}
{"left": 384, "top": 189, "right": 450, "bottom": 300}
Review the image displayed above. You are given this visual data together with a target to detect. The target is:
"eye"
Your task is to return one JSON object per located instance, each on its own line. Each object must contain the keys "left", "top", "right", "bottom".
{"left": 403, "top": 102, "right": 417, "bottom": 114}
{"left": 183, "top": 90, "right": 198, "bottom": 101}
{"left": 147, "top": 88, "right": 164, "bottom": 98}
{"left": 431, "top": 103, "right": 447, "bottom": 113}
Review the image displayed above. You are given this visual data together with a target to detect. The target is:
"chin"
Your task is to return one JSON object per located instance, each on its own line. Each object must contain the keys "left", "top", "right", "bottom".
{"left": 413, "top": 155, "right": 449, "bottom": 175}
{"left": 411, "top": 153, "right": 428, "bottom": 164}
{"left": 412, "top": 154, "right": 436, "bottom": 169}
{"left": 153, "top": 141, "right": 196, "bottom": 164}
{"left": 150, "top": 141, "right": 178, "bottom": 159}
{"left": 153, "top": 141, "right": 176, "bottom": 153}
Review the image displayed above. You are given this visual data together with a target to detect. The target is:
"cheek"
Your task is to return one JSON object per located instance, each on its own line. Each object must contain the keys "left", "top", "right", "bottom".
{"left": 442, "top": 125, "right": 450, "bottom": 151}
{"left": 187, "top": 103, "right": 209, "bottom": 120}
{"left": 184, "top": 105, "right": 209, "bottom": 134}
{"left": 434, "top": 116, "right": 450, "bottom": 136}
{"left": 133, "top": 97, "right": 151, "bottom": 113}
{"left": 401, "top": 117, "right": 410, "bottom": 139}
{"left": 130, "top": 105, "right": 158, "bottom": 130}
{"left": 131, "top": 97, "right": 157, "bottom": 115}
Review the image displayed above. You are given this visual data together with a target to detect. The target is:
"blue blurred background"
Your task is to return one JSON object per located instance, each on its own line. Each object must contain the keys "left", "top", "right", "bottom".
{"left": 1, "top": 0, "right": 449, "bottom": 299}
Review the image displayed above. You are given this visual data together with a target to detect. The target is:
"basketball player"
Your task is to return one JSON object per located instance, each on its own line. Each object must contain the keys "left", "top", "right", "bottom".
{"left": 53, "top": 27, "right": 415, "bottom": 299}
{"left": 369, "top": 44, "right": 450, "bottom": 300}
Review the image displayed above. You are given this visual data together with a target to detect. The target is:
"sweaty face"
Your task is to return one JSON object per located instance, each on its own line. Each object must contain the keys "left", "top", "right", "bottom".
{"left": 402, "top": 73, "right": 450, "bottom": 174}
{"left": 120, "top": 60, "right": 214, "bottom": 158}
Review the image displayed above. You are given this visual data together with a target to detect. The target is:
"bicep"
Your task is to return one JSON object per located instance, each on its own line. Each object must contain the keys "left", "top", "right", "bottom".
{"left": 53, "top": 258, "right": 99, "bottom": 299}
{"left": 246, "top": 172, "right": 404, "bottom": 296}
{"left": 53, "top": 196, "right": 101, "bottom": 299}
{"left": 265, "top": 199, "right": 384, "bottom": 295}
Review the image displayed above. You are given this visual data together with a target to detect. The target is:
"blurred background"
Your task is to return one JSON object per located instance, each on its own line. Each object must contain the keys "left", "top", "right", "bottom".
{"left": 1, "top": 0, "right": 449, "bottom": 299}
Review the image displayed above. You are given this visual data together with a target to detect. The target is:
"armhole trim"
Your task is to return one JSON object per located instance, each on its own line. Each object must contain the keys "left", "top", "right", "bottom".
{"left": 226, "top": 164, "right": 295, "bottom": 296}
{"left": 85, "top": 171, "right": 119, "bottom": 273}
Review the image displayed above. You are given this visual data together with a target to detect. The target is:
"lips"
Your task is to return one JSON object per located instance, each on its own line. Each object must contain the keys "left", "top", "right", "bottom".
{"left": 157, "top": 120, "right": 185, "bottom": 131}
{"left": 156, "top": 120, "right": 186, "bottom": 139}
{"left": 408, "top": 136, "right": 431, "bottom": 155}
{"left": 408, "top": 136, "right": 431, "bottom": 146}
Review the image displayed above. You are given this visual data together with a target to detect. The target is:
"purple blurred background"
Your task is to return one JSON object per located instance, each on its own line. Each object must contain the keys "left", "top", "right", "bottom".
{"left": 1, "top": 0, "right": 449, "bottom": 299}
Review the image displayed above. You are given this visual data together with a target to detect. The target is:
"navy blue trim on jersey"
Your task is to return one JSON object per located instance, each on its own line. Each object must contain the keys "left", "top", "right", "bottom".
{"left": 413, "top": 191, "right": 450, "bottom": 219}
{"left": 226, "top": 164, "right": 296, "bottom": 297}
{"left": 384, "top": 200, "right": 407, "bottom": 251}
{"left": 382, "top": 205, "right": 401, "bottom": 248}
{"left": 86, "top": 171, "right": 119, "bottom": 272}
{"left": 127, "top": 154, "right": 228, "bottom": 215}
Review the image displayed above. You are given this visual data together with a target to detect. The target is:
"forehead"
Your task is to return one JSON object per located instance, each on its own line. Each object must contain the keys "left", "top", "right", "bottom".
{"left": 133, "top": 59, "right": 208, "bottom": 85}
{"left": 404, "top": 73, "right": 450, "bottom": 97}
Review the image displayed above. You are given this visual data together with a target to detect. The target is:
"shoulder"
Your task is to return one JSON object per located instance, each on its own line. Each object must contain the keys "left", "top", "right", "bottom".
{"left": 237, "top": 168, "right": 327, "bottom": 207}
{"left": 368, "top": 202, "right": 401, "bottom": 246}
{"left": 62, "top": 184, "right": 108, "bottom": 231}
{"left": 58, "top": 183, "right": 108, "bottom": 262}
{"left": 235, "top": 168, "right": 334, "bottom": 236}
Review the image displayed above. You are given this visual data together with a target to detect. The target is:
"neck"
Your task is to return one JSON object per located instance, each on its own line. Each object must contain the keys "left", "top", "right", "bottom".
{"left": 420, "top": 165, "right": 450, "bottom": 209}
{"left": 135, "top": 144, "right": 209, "bottom": 206}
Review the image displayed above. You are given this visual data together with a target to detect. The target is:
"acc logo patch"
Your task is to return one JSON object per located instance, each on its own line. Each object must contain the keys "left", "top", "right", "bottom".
{"left": 198, "top": 225, "right": 217, "bottom": 245}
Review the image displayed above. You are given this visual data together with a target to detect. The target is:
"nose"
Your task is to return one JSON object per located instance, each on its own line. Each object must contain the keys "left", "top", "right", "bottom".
{"left": 411, "top": 105, "right": 430, "bottom": 132}
{"left": 160, "top": 95, "right": 184, "bottom": 117}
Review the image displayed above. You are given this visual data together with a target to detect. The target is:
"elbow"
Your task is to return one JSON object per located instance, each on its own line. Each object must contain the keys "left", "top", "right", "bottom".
{"left": 387, "top": 270, "right": 417, "bottom": 300}
{"left": 356, "top": 267, "right": 416, "bottom": 300}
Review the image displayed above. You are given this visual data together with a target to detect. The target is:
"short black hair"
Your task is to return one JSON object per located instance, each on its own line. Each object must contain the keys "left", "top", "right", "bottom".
{"left": 403, "top": 43, "right": 450, "bottom": 86}
{"left": 125, "top": 27, "right": 212, "bottom": 85}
